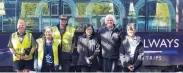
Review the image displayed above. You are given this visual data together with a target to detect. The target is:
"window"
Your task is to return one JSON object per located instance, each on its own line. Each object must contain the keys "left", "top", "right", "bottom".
{"left": 0, "top": 0, "right": 181, "bottom": 32}
{"left": 63, "top": 2, "right": 71, "bottom": 15}
{"left": 137, "top": 0, "right": 174, "bottom": 32}
{"left": 1, "top": 0, "right": 16, "bottom": 32}
{"left": 51, "top": 2, "right": 59, "bottom": 16}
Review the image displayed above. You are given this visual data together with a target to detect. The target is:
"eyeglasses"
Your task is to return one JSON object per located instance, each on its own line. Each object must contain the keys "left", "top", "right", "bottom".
{"left": 59, "top": 18, "right": 67, "bottom": 21}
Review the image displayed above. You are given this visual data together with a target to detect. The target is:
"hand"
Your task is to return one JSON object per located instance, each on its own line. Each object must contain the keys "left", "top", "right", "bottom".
{"left": 20, "top": 54, "right": 29, "bottom": 59}
{"left": 15, "top": 54, "right": 21, "bottom": 59}
{"left": 34, "top": 67, "right": 38, "bottom": 71}
{"left": 85, "top": 58, "right": 91, "bottom": 64}
{"left": 128, "top": 65, "right": 134, "bottom": 71}
{"left": 54, "top": 65, "right": 60, "bottom": 71}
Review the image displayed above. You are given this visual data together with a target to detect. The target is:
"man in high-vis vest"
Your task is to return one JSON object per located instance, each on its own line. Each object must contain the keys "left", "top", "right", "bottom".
{"left": 52, "top": 15, "right": 76, "bottom": 72}
{"left": 8, "top": 19, "right": 36, "bottom": 72}
{"left": 34, "top": 26, "right": 60, "bottom": 72}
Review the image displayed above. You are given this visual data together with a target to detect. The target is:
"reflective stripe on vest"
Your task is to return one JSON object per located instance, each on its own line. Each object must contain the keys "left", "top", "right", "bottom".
{"left": 11, "top": 32, "right": 32, "bottom": 61}
{"left": 52, "top": 25, "right": 75, "bottom": 52}
{"left": 36, "top": 38, "right": 60, "bottom": 69}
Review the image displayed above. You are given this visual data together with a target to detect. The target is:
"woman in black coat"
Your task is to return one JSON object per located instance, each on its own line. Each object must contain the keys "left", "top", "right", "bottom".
{"left": 119, "top": 23, "right": 144, "bottom": 72}
{"left": 77, "top": 24, "right": 100, "bottom": 72}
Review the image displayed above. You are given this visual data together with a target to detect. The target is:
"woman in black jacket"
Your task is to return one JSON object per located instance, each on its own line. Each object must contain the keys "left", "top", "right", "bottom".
{"left": 77, "top": 24, "right": 100, "bottom": 72}
{"left": 119, "top": 23, "right": 144, "bottom": 72}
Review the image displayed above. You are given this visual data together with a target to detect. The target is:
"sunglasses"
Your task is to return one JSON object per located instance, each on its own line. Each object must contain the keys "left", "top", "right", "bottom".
{"left": 60, "top": 18, "right": 67, "bottom": 21}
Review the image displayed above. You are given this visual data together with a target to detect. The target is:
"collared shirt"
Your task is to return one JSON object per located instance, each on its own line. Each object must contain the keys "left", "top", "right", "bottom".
{"left": 127, "top": 36, "right": 138, "bottom": 58}
{"left": 17, "top": 32, "right": 26, "bottom": 43}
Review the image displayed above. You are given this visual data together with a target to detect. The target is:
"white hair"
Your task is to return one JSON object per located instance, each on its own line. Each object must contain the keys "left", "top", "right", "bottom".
{"left": 104, "top": 14, "right": 116, "bottom": 24}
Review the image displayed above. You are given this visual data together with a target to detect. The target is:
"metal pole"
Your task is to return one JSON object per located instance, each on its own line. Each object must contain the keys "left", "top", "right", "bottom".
{"left": 15, "top": 0, "right": 17, "bottom": 32}
{"left": 176, "top": 0, "right": 179, "bottom": 32}
{"left": 1, "top": 16, "right": 3, "bottom": 32}
{"left": 1, "top": 0, "right": 4, "bottom": 32}
{"left": 49, "top": 2, "right": 51, "bottom": 26}
{"left": 145, "top": 0, "right": 148, "bottom": 32}
{"left": 59, "top": 0, "right": 63, "bottom": 15}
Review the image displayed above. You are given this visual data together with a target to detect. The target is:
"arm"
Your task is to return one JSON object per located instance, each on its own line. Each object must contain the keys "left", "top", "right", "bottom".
{"left": 133, "top": 42, "right": 144, "bottom": 68}
{"left": 71, "top": 31, "right": 77, "bottom": 53}
{"left": 119, "top": 41, "right": 126, "bottom": 67}
{"left": 34, "top": 45, "right": 38, "bottom": 71}
{"left": 88, "top": 40, "right": 100, "bottom": 60}
{"left": 119, "top": 40, "right": 132, "bottom": 68}
{"left": 29, "top": 36, "right": 37, "bottom": 56}
{"left": 8, "top": 34, "right": 21, "bottom": 59}
{"left": 77, "top": 37, "right": 89, "bottom": 63}
{"left": 9, "top": 48, "right": 16, "bottom": 55}
{"left": 77, "top": 38, "right": 82, "bottom": 54}
{"left": 8, "top": 35, "right": 15, "bottom": 54}
{"left": 23, "top": 34, "right": 37, "bottom": 60}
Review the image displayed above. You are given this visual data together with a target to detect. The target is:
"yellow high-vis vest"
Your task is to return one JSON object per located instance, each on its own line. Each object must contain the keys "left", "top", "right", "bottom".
{"left": 11, "top": 32, "right": 32, "bottom": 61}
{"left": 36, "top": 38, "right": 60, "bottom": 69}
{"left": 52, "top": 25, "right": 75, "bottom": 52}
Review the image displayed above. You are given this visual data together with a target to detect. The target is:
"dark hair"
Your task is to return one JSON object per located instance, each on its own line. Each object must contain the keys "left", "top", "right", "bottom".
{"left": 83, "top": 24, "right": 95, "bottom": 38}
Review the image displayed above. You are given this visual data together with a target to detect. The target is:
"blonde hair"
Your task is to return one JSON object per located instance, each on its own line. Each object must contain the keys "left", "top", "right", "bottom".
{"left": 43, "top": 26, "right": 53, "bottom": 34}
{"left": 41, "top": 26, "right": 53, "bottom": 39}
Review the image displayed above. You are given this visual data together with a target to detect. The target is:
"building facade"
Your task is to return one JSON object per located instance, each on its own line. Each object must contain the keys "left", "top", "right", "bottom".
{"left": 0, "top": 0, "right": 182, "bottom": 32}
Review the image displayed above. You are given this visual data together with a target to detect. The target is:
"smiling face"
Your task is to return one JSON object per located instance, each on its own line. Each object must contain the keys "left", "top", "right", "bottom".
{"left": 17, "top": 19, "right": 26, "bottom": 34}
{"left": 105, "top": 17, "right": 114, "bottom": 28}
{"left": 105, "top": 15, "right": 115, "bottom": 29}
{"left": 127, "top": 23, "right": 136, "bottom": 37}
{"left": 44, "top": 27, "right": 52, "bottom": 39}
{"left": 85, "top": 26, "right": 93, "bottom": 36}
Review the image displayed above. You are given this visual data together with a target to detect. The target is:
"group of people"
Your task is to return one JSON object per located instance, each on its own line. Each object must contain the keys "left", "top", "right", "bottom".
{"left": 8, "top": 14, "right": 144, "bottom": 72}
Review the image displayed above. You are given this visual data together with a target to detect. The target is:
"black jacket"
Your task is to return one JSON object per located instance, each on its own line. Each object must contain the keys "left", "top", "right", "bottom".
{"left": 70, "top": 32, "right": 83, "bottom": 66}
{"left": 119, "top": 36, "right": 144, "bottom": 69}
{"left": 77, "top": 35, "right": 100, "bottom": 66}
{"left": 98, "top": 26, "right": 121, "bottom": 59}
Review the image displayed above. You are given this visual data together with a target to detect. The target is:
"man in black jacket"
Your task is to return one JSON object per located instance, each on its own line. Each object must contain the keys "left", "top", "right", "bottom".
{"left": 98, "top": 14, "right": 121, "bottom": 72}
{"left": 119, "top": 23, "right": 144, "bottom": 72}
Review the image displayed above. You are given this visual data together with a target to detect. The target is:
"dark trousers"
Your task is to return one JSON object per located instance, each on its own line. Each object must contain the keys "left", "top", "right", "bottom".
{"left": 60, "top": 59, "right": 71, "bottom": 72}
{"left": 59, "top": 51, "right": 72, "bottom": 72}
{"left": 102, "top": 58, "right": 118, "bottom": 72}
{"left": 70, "top": 66, "right": 81, "bottom": 72}
{"left": 41, "top": 65, "right": 55, "bottom": 72}
{"left": 41, "top": 62, "right": 55, "bottom": 72}
{"left": 80, "top": 65, "right": 98, "bottom": 72}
